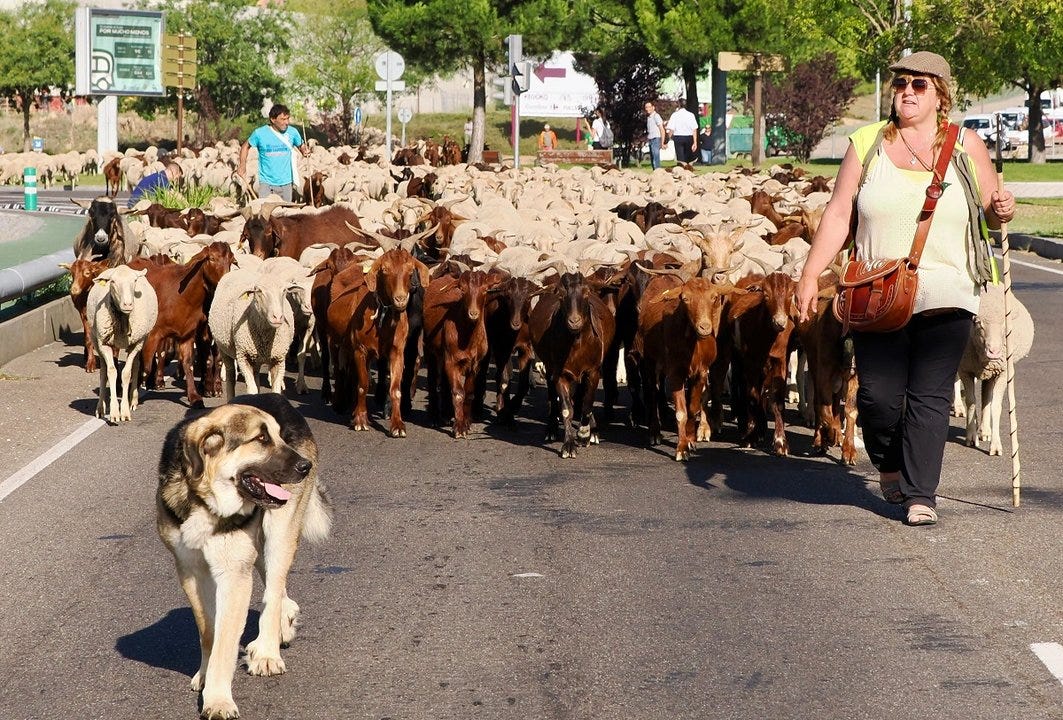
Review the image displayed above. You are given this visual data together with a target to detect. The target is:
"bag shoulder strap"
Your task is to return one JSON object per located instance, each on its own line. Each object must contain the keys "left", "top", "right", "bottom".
{"left": 268, "top": 125, "right": 295, "bottom": 150}
{"left": 908, "top": 122, "right": 961, "bottom": 269}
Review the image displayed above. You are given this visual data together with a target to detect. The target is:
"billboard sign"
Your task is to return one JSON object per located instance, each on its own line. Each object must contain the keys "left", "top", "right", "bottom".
{"left": 517, "top": 51, "right": 598, "bottom": 118}
{"left": 76, "top": 9, "right": 165, "bottom": 96}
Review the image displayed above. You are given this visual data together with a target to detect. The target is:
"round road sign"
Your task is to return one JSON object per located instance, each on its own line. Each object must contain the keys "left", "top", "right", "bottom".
{"left": 397, "top": 107, "right": 413, "bottom": 124}
{"left": 375, "top": 51, "right": 405, "bottom": 81}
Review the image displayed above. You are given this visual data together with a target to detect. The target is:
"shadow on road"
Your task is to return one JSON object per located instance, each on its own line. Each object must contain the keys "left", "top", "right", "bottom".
{"left": 116, "top": 607, "right": 261, "bottom": 677}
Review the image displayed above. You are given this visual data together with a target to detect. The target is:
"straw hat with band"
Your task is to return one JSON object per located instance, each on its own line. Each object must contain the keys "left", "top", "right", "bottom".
{"left": 888, "top": 51, "right": 951, "bottom": 83}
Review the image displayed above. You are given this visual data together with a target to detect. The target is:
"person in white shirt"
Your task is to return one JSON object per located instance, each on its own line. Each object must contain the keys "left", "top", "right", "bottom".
{"left": 666, "top": 102, "right": 699, "bottom": 164}
{"left": 644, "top": 101, "right": 666, "bottom": 169}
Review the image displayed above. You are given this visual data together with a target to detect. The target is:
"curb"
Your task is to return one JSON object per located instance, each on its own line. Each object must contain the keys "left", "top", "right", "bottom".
{"left": 997, "top": 232, "right": 1063, "bottom": 261}
{"left": 0, "top": 295, "right": 81, "bottom": 370}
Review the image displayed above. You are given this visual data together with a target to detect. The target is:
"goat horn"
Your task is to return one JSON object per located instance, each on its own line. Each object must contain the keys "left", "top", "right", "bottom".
{"left": 634, "top": 262, "right": 685, "bottom": 277}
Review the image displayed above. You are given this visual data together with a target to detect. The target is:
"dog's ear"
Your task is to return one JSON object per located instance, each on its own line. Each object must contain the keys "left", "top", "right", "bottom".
{"left": 182, "top": 420, "right": 225, "bottom": 478}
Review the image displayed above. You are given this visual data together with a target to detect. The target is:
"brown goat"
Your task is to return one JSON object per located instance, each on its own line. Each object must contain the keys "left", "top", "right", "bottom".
{"left": 632, "top": 274, "right": 741, "bottom": 461}
{"left": 60, "top": 258, "right": 110, "bottom": 373}
{"left": 422, "top": 268, "right": 499, "bottom": 438}
{"left": 728, "top": 272, "right": 798, "bottom": 455}
{"left": 253, "top": 206, "right": 362, "bottom": 260}
{"left": 528, "top": 272, "right": 616, "bottom": 458}
{"left": 328, "top": 246, "right": 429, "bottom": 436}
{"left": 310, "top": 246, "right": 357, "bottom": 404}
{"left": 139, "top": 242, "right": 234, "bottom": 407}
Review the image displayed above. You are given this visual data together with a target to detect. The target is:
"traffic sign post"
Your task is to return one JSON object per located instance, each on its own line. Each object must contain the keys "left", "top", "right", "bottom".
{"left": 506, "top": 35, "right": 523, "bottom": 168}
{"left": 375, "top": 50, "right": 405, "bottom": 162}
{"left": 716, "top": 51, "right": 785, "bottom": 167}
{"left": 163, "top": 33, "right": 197, "bottom": 154}
{"left": 398, "top": 107, "right": 413, "bottom": 146}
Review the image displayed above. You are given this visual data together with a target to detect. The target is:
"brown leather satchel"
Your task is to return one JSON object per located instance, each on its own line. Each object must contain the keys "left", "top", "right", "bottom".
{"left": 833, "top": 122, "right": 961, "bottom": 333}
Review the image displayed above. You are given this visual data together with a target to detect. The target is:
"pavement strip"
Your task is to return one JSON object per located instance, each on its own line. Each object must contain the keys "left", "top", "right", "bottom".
{"left": 0, "top": 417, "right": 105, "bottom": 502}
{"left": 1031, "top": 643, "right": 1063, "bottom": 686}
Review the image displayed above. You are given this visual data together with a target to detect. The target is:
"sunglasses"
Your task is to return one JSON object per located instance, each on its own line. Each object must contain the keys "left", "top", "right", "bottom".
{"left": 892, "top": 76, "right": 931, "bottom": 93}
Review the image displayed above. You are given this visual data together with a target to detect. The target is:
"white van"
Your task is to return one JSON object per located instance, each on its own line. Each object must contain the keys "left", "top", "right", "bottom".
{"left": 962, "top": 114, "right": 1012, "bottom": 149}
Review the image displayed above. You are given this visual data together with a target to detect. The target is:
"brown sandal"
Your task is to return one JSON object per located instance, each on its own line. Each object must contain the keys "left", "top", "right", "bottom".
{"left": 906, "top": 504, "right": 938, "bottom": 526}
{"left": 881, "top": 480, "right": 904, "bottom": 504}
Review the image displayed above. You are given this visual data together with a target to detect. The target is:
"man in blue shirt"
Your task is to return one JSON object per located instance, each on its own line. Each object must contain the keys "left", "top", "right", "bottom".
{"left": 127, "top": 162, "right": 182, "bottom": 208}
{"left": 237, "top": 103, "right": 311, "bottom": 201}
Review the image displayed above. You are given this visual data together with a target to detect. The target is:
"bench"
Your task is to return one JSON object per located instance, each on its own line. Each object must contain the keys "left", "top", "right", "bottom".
{"left": 536, "top": 149, "right": 614, "bottom": 166}
{"left": 481, "top": 150, "right": 500, "bottom": 164}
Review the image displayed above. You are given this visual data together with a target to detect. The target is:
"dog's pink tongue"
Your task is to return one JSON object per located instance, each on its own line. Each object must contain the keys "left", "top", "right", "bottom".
{"left": 263, "top": 483, "right": 292, "bottom": 501}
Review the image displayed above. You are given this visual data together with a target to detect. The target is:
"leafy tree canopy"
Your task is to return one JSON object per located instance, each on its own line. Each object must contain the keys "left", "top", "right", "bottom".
{"left": 287, "top": 0, "right": 382, "bottom": 144}
{"left": 369, "top": 0, "right": 567, "bottom": 160}
{"left": 0, "top": 0, "right": 76, "bottom": 150}
{"left": 763, "top": 53, "right": 857, "bottom": 162}
{"left": 136, "top": 0, "right": 291, "bottom": 142}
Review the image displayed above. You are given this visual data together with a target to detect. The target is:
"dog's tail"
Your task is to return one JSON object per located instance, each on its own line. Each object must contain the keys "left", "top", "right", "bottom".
{"left": 301, "top": 483, "right": 332, "bottom": 544}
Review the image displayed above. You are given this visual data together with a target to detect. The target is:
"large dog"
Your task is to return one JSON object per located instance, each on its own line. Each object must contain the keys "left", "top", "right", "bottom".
{"left": 157, "top": 394, "right": 332, "bottom": 719}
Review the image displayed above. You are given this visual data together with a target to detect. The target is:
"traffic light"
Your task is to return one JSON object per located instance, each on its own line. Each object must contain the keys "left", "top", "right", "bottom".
{"left": 512, "top": 61, "right": 532, "bottom": 95}
{"left": 492, "top": 74, "right": 513, "bottom": 106}
{"left": 506, "top": 34, "right": 522, "bottom": 75}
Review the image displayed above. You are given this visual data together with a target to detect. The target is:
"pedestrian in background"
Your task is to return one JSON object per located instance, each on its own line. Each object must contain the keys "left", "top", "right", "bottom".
{"left": 127, "top": 161, "right": 182, "bottom": 208}
{"left": 236, "top": 103, "right": 311, "bottom": 202}
{"left": 589, "top": 109, "right": 611, "bottom": 150}
{"left": 667, "top": 101, "right": 699, "bottom": 164}
{"left": 644, "top": 101, "right": 666, "bottom": 169}
{"left": 538, "top": 123, "right": 558, "bottom": 151}
{"left": 698, "top": 115, "right": 713, "bottom": 164}
{"left": 463, "top": 117, "right": 473, "bottom": 146}
{"left": 795, "top": 51, "right": 1015, "bottom": 527}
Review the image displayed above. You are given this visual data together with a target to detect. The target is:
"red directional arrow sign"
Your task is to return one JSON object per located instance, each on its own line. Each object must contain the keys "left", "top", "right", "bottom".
{"left": 534, "top": 64, "right": 567, "bottom": 82}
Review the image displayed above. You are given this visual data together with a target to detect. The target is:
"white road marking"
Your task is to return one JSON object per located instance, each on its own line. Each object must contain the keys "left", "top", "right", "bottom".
{"left": 1030, "top": 642, "right": 1063, "bottom": 684}
{"left": 511, "top": 572, "right": 544, "bottom": 578}
{"left": 0, "top": 418, "right": 105, "bottom": 502}
{"left": 999, "top": 253, "right": 1063, "bottom": 277}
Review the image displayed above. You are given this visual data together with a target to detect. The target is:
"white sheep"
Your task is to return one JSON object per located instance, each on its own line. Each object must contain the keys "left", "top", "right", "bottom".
{"left": 85, "top": 265, "right": 159, "bottom": 423}
{"left": 261, "top": 256, "right": 318, "bottom": 394}
{"left": 957, "top": 284, "right": 1034, "bottom": 455}
{"left": 208, "top": 268, "right": 297, "bottom": 401}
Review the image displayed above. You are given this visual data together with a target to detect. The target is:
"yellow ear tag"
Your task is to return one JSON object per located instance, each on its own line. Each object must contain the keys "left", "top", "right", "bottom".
{"left": 661, "top": 288, "right": 676, "bottom": 299}
{"left": 241, "top": 290, "right": 253, "bottom": 299}
{"left": 360, "top": 260, "right": 373, "bottom": 274}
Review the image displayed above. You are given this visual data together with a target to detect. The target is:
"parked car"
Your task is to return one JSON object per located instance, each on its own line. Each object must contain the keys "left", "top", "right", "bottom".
{"left": 963, "top": 114, "right": 1013, "bottom": 151}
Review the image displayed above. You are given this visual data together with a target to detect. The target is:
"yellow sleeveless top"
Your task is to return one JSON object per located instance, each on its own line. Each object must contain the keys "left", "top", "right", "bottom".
{"left": 849, "top": 122, "right": 979, "bottom": 314}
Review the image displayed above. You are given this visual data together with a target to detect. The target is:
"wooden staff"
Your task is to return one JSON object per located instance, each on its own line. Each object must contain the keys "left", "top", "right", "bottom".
{"left": 301, "top": 120, "right": 314, "bottom": 207}
{"left": 994, "top": 117, "right": 1022, "bottom": 507}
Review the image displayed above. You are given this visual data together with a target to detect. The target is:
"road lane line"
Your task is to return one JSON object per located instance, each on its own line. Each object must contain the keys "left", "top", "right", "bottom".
{"left": 999, "top": 254, "right": 1063, "bottom": 277}
{"left": 1030, "top": 642, "right": 1063, "bottom": 685}
{"left": 0, "top": 418, "right": 105, "bottom": 502}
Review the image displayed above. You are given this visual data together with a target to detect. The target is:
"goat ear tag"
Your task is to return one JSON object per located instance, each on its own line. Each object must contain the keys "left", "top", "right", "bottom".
{"left": 360, "top": 261, "right": 373, "bottom": 274}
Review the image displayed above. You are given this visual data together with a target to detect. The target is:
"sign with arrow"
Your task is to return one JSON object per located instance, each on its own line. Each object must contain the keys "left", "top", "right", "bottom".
{"left": 518, "top": 51, "right": 598, "bottom": 118}
{"left": 533, "top": 64, "right": 567, "bottom": 82}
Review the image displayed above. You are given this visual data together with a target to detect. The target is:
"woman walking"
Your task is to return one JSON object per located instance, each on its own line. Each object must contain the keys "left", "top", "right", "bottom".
{"left": 795, "top": 51, "right": 1015, "bottom": 526}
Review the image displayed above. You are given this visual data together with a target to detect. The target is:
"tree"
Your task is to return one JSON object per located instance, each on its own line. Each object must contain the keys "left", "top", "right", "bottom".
{"left": 913, "top": 0, "right": 1063, "bottom": 164}
{"left": 564, "top": 0, "right": 666, "bottom": 163}
{"left": 287, "top": 0, "right": 381, "bottom": 145}
{"left": 140, "top": 0, "right": 291, "bottom": 143}
{"left": 368, "top": 0, "right": 566, "bottom": 163}
{"left": 763, "top": 53, "right": 857, "bottom": 162}
{"left": 630, "top": 0, "right": 732, "bottom": 111}
{"left": 0, "top": 0, "right": 75, "bottom": 151}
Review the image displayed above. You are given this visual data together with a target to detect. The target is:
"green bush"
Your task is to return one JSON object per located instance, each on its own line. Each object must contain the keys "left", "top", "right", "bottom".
{"left": 144, "top": 183, "right": 232, "bottom": 209}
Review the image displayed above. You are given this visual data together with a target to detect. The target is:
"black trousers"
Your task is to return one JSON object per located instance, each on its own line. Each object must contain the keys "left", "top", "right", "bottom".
{"left": 673, "top": 135, "right": 694, "bottom": 163}
{"left": 851, "top": 310, "right": 973, "bottom": 508}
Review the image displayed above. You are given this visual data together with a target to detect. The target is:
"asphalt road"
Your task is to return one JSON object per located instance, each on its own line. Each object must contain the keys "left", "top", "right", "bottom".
{"left": 1, "top": 254, "right": 1062, "bottom": 720}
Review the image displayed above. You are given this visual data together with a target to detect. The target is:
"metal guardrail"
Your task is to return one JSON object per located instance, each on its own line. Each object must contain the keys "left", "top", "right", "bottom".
{"left": 0, "top": 249, "right": 75, "bottom": 304}
{"left": 0, "top": 205, "right": 85, "bottom": 304}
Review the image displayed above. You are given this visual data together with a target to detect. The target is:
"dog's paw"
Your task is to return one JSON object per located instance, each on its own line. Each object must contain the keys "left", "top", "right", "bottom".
{"left": 245, "top": 640, "right": 286, "bottom": 676}
{"left": 200, "top": 694, "right": 240, "bottom": 719}
{"left": 190, "top": 671, "right": 205, "bottom": 692}
{"left": 280, "top": 597, "right": 301, "bottom": 645}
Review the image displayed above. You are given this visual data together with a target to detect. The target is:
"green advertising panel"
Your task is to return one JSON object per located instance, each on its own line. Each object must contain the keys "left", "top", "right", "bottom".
{"left": 89, "top": 10, "right": 164, "bottom": 96}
